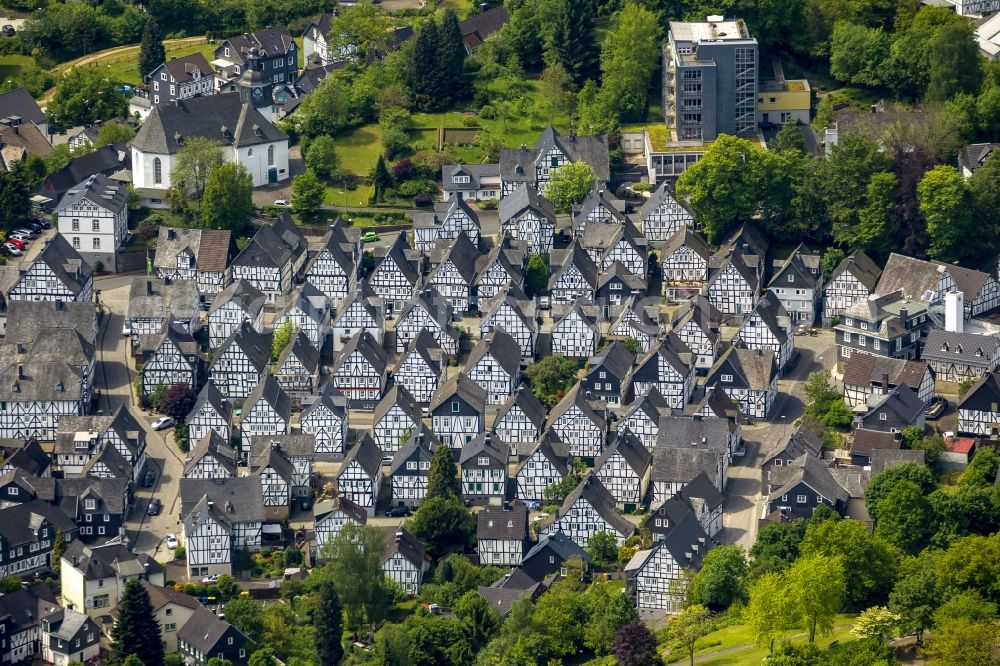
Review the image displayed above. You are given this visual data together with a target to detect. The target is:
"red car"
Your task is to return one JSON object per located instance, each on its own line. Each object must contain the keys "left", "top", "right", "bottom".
{"left": 5, "top": 238, "right": 24, "bottom": 250}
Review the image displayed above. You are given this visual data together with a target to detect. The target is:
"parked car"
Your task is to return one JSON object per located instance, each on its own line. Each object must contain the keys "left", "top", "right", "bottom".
{"left": 147, "top": 498, "right": 162, "bottom": 515}
{"left": 14, "top": 228, "right": 38, "bottom": 239}
{"left": 925, "top": 397, "right": 948, "bottom": 420}
{"left": 142, "top": 470, "right": 156, "bottom": 487}
{"left": 202, "top": 574, "right": 219, "bottom": 584}
{"left": 360, "top": 231, "right": 379, "bottom": 243}
{"left": 385, "top": 504, "right": 411, "bottom": 518}
{"left": 151, "top": 416, "right": 175, "bottom": 431}
{"left": 273, "top": 199, "right": 290, "bottom": 207}
{"left": 33, "top": 218, "right": 51, "bottom": 229}
{"left": 25, "top": 220, "right": 43, "bottom": 232}
{"left": 4, "top": 238, "right": 25, "bottom": 250}
{"left": 1, "top": 26, "right": 15, "bottom": 37}
{"left": 3, "top": 243, "right": 21, "bottom": 256}
{"left": 8, "top": 233, "right": 30, "bottom": 244}
{"left": 165, "top": 534, "right": 179, "bottom": 549}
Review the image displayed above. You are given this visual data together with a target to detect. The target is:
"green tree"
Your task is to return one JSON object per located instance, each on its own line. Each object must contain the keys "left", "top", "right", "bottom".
{"left": 549, "top": 0, "right": 597, "bottom": 86}
{"left": 801, "top": 518, "right": 901, "bottom": 610}
{"left": 926, "top": 20, "right": 982, "bottom": 102}
{"left": 663, "top": 604, "right": 713, "bottom": 666}
{"left": 112, "top": 579, "right": 164, "bottom": 666}
{"left": 221, "top": 597, "right": 263, "bottom": 643}
{"left": 924, "top": 619, "right": 1000, "bottom": 666}
{"left": 524, "top": 355, "right": 579, "bottom": 405}
{"left": 851, "top": 171, "right": 898, "bottom": 257}
{"left": 524, "top": 254, "right": 549, "bottom": 298}
{"left": 271, "top": 320, "right": 295, "bottom": 363}
{"left": 206, "top": 659, "right": 232, "bottom": 666}
{"left": 138, "top": 19, "right": 166, "bottom": 81}
{"left": 691, "top": 545, "right": 748, "bottom": 611}
{"left": 851, "top": 606, "right": 899, "bottom": 642}
{"left": 771, "top": 122, "right": 809, "bottom": 155}
{"left": 405, "top": 19, "right": 441, "bottom": 111}
{"left": 51, "top": 529, "right": 65, "bottom": 575}
{"left": 768, "top": 641, "right": 828, "bottom": 666}
{"left": 201, "top": 162, "right": 253, "bottom": 233}
{"left": 749, "top": 519, "right": 806, "bottom": 576}
{"left": 918, "top": 165, "right": 974, "bottom": 263}
{"left": 454, "top": 590, "right": 500, "bottom": 651}
{"left": 969, "top": 151, "right": 1000, "bottom": 262}
{"left": 533, "top": 580, "right": 589, "bottom": 656}
{"left": 409, "top": 495, "right": 475, "bottom": 558}
{"left": 786, "top": 553, "right": 846, "bottom": 642}
{"left": 586, "top": 531, "right": 618, "bottom": 567}
{"left": 542, "top": 161, "right": 596, "bottom": 213}
{"left": 95, "top": 121, "right": 136, "bottom": 148}
{"left": 437, "top": 10, "right": 467, "bottom": 107}
{"left": 315, "top": 582, "right": 344, "bottom": 666}
{"left": 426, "top": 443, "right": 460, "bottom": 500}
{"left": 291, "top": 169, "right": 325, "bottom": 219}
{"left": 828, "top": 638, "right": 895, "bottom": 666}
{"left": 803, "top": 371, "right": 853, "bottom": 431}
{"left": 865, "top": 463, "right": 936, "bottom": 522}
{"left": 371, "top": 154, "right": 392, "bottom": 202}
{"left": 539, "top": 62, "right": 575, "bottom": 117}
{"left": 171, "top": 137, "right": 224, "bottom": 208}
{"left": 744, "top": 572, "right": 793, "bottom": 655}
{"left": 318, "top": 523, "right": 391, "bottom": 630}
{"left": 889, "top": 561, "right": 938, "bottom": 642}
{"left": 329, "top": 1, "right": 390, "bottom": 62}
{"left": 247, "top": 648, "right": 275, "bottom": 666}
{"left": 595, "top": 2, "right": 661, "bottom": 120}
{"left": 829, "top": 21, "right": 890, "bottom": 86}
{"left": 961, "top": 447, "right": 1000, "bottom": 487}
{"left": 0, "top": 576, "right": 21, "bottom": 593}
{"left": 583, "top": 582, "right": 637, "bottom": 655}
{"left": 46, "top": 67, "right": 129, "bottom": 133}
{"left": 304, "top": 136, "right": 342, "bottom": 182}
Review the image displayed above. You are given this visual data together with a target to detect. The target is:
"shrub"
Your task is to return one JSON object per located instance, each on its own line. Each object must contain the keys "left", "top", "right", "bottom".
{"left": 479, "top": 104, "right": 497, "bottom": 119}
{"left": 93, "top": 260, "right": 104, "bottom": 273}
{"left": 632, "top": 182, "right": 653, "bottom": 192}
{"left": 398, "top": 179, "right": 435, "bottom": 197}
{"left": 391, "top": 158, "right": 414, "bottom": 182}
{"left": 174, "top": 547, "right": 185, "bottom": 560}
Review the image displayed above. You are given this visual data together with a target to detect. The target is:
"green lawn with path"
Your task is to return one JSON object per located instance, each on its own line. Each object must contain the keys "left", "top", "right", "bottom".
{"left": 102, "top": 42, "right": 217, "bottom": 86}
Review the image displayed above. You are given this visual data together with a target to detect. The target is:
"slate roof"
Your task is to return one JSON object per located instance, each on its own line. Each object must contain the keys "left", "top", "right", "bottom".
{"left": 595, "top": 430, "right": 652, "bottom": 477}
{"left": 294, "top": 61, "right": 344, "bottom": 94}
{"left": 0, "top": 118, "right": 51, "bottom": 164}
{"left": 41, "top": 146, "right": 123, "bottom": 197}
{"left": 189, "top": 380, "right": 232, "bottom": 424}
{"left": 496, "top": 383, "right": 548, "bottom": 432}
{"left": 466, "top": 327, "right": 522, "bottom": 378}
{"left": 432, "top": 230, "right": 481, "bottom": 284}
{"left": 851, "top": 429, "right": 900, "bottom": 459}
{"left": 56, "top": 477, "right": 129, "bottom": 515}
{"left": 244, "top": 374, "right": 291, "bottom": 423}
{"left": 393, "top": 329, "right": 443, "bottom": 378}
{"left": 382, "top": 528, "right": 425, "bottom": 568}
{"left": 598, "top": 261, "right": 646, "bottom": 293}
{"left": 761, "top": 425, "right": 823, "bottom": 466}
{"left": 547, "top": 383, "right": 605, "bottom": 430}
{"left": 516, "top": 429, "right": 571, "bottom": 477}
{"left": 442, "top": 163, "right": 500, "bottom": 193}
{"left": 0, "top": 582, "right": 56, "bottom": 635}
{"left": 862, "top": 384, "right": 924, "bottom": 425}
{"left": 412, "top": 199, "right": 481, "bottom": 237}
{"left": 588, "top": 340, "right": 634, "bottom": 381}
{"left": 374, "top": 232, "right": 420, "bottom": 286}
{"left": 276, "top": 331, "right": 320, "bottom": 375}
{"left": 638, "top": 180, "right": 693, "bottom": 223}
{"left": 389, "top": 425, "right": 437, "bottom": 476}
{"left": 769, "top": 244, "right": 819, "bottom": 290}
{"left": 306, "top": 222, "right": 356, "bottom": 276}
{"left": 959, "top": 142, "right": 1000, "bottom": 175}
{"left": 314, "top": 495, "right": 368, "bottom": 526}
{"left": 477, "top": 501, "right": 528, "bottom": 540}
{"left": 131, "top": 93, "right": 286, "bottom": 154}
{"left": 522, "top": 529, "right": 590, "bottom": 569}
{"left": 250, "top": 442, "right": 294, "bottom": 483}
{"left": 142, "top": 581, "right": 202, "bottom": 612}
{"left": 430, "top": 373, "right": 488, "bottom": 413}
{"left": 157, "top": 52, "right": 214, "bottom": 85}
{"left": 539, "top": 474, "right": 634, "bottom": 537}
{"left": 231, "top": 224, "right": 293, "bottom": 271}
{"left": 662, "top": 226, "right": 711, "bottom": 262}
{"left": 178, "top": 607, "right": 253, "bottom": 655}
{"left": 477, "top": 569, "right": 541, "bottom": 618}
{"left": 373, "top": 384, "right": 422, "bottom": 429}
{"left": 0, "top": 440, "right": 49, "bottom": 477}
{"left": 0, "top": 359, "right": 87, "bottom": 402}
{"left": 0, "top": 499, "right": 76, "bottom": 546}
{"left": 829, "top": 250, "right": 881, "bottom": 291}
{"left": 0, "top": 88, "right": 46, "bottom": 127}
{"left": 499, "top": 126, "right": 610, "bottom": 185}
{"left": 128, "top": 277, "right": 198, "bottom": 321}
{"left": 870, "top": 448, "right": 925, "bottom": 474}
{"left": 499, "top": 183, "right": 557, "bottom": 225}
{"left": 62, "top": 540, "right": 163, "bottom": 580}
{"left": 180, "top": 477, "right": 265, "bottom": 525}
{"left": 185, "top": 431, "right": 237, "bottom": 477}
{"left": 768, "top": 454, "right": 849, "bottom": 505}
{"left": 922, "top": 330, "right": 1000, "bottom": 366}
{"left": 679, "top": 470, "right": 724, "bottom": 512}
{"left": 873, "top": 254, "right": 946, "bottom": 302}
{"left": 574, "top": 188, "right": 626, "bottom": 225}
{"left": 6, "top": 301, "right": 96, "bottom": 347}
{"left": 29, "top": 235, "right": 93, "bottom": 297}
{"left": 220, "top": 26, "right": 296, "bottom": 63}
{"left": 341, "top": 434, "right": 383, "bottom": 479}
{"left": 153, "top": 227, "right": 232, "bottom": 273}
{"left": 708, "top": 346, "right": 777, "bottom": 391}
{"left": 957, "top": 369, "right": 1000, "bottom": 412}
{"left": 842, "top": 354, "right": 930, "bottom": 393}
{"left": 208, "top": 279, "right": 265, "bottom": 318}
{"left": 549, "top": 240, "right": 599, "bottom": 291}
{"left": 331, "top": 330, "right": 388, "bottom": 376}
{"left": 459, "top": 6, "right": 510, "bottom": 50}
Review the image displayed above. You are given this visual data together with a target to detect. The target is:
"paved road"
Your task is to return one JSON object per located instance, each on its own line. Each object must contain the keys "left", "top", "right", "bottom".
{"left": 95, "top": 278, "right": 186, "bottom": 564}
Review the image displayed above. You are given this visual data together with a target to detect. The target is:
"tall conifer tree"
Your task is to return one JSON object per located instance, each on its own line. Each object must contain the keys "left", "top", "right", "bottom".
{"left": 139, "top": 20, "right": 166, "bottom": 82}
{"left": 437, "top": 10, "right": 467, "bottom": 106}
{"left": 315, "top": 582, "right": 344, "bottom": 665}
{"left": 112, "top": 579, "right": 164, "bottom": 666}
{"left": 551, "top": 0, "right": 597, "bottom": 87}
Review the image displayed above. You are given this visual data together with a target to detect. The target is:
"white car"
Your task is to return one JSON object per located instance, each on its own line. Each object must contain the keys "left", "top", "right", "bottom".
{"left": 273, "top": 199, "right": 290, "bottom": 207}
{"left": 151, "top": 416, "right": 175, "bottom": 431}
{"left": 166, "top": 534, "right": 179, "bottom": 549}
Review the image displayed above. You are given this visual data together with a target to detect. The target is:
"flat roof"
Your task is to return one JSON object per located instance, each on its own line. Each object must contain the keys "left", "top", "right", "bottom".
{"left": 669, "top": 18, "right": 752, "bottom": 43}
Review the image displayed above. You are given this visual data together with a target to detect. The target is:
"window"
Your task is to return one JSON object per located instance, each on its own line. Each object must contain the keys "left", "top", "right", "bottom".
{"left": 228, "top": 637, "right": 234, "bottom": 645}
{"left": 170, "top": 85, "right": 175, "bottom": 95}
{"left": 721, "top": 374, "right": 733, "bottom": 383}
{"left": 92, "top": 220, "right": 100, "bottom": 232}
{"left": 406, "top": 461, "right": 417, "bottom": 470}
{"left": 161, "top": 72, "right": 167, "bottom": 80}
{"left": 858, "top": 336, "right": 866, "bottom": 347}
{"left": 224, "top": 47, "right": 230, "bottom": 56}
{"left": 774, "top": 459, "right": 783, "bottom": 466}
{"left": 879, "top": 413, "right": 887, "bottom": 420}
{"left": 477, "top": 456, "right": 490, "bottom": 466}
{"left": 599, "top": 371, "right": 606, "bottom": 379}
{"left": 796, "top": 494, "right": 807, "bottom": 504}
{"left": 7, "top": 487, "right": 16, "bottom": 496}
{"left": 164, "top": 623, "right": 176, "bottom": 632}
{"left": 451, "top": 401, "right": 459, "bottom": 413}
{"left": 268, "top": 144, "right": 275, "bottom": 166}
{"left": 873, "top": 339, "right": 880, "bottom": 350}
{"left": 153, "top": 157, "right": 162, "bottom": 184}
{"left": 843, "top": 331, "right": 851, "bottom": 342}
{"left": 93, "top": 238, "right": 101, "bottom": 249}
{"left": 72, "top": 219, "right": 79, "bottom": 231}
{"left": 787, "top": 274, "right": 794, "bottom": 282}
{"left": 85, "top": 498, "right": 96, "bottom": 510}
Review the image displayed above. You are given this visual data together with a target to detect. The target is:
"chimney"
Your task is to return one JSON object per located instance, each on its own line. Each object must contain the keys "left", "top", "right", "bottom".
{"left": 881, "top": 373, "right": 890, "bottom": 391}
{"left": 945, "top": 291, "right": 964, "bottom": 333}
{"left": 55, "top": 300, "right": 64, "bottom": 311}
{"left": 16, "top": 364, "right": 23, "bottom": 380}
{"left": 899, "top": 308, "right": 908, "bottom": 325}
{"left": 395, "top": 530, "right": 403, "bottom": 543}
{"left": 167, "top": 229, "right": 176, "bottom": 240}
{"left": 146, "top": 281, "right": 153, "bottom": 296}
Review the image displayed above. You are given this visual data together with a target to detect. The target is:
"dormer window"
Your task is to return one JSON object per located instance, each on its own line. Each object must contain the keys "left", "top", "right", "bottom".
{"left": 879, "top": 413, "right": 887, "bottom": 420}
{"left": 85, "top": 499, "right": 96, "bottom": 510}
{"left": 787, "top": 274, "right": 793, "bottom": 282}
{"left": 453, "top": 175, "right": 470, "bottom": 184}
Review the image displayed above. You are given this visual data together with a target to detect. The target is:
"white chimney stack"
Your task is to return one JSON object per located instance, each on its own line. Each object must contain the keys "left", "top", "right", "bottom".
{"left": 945, "top": 291, "right": 964, "bottom": 333}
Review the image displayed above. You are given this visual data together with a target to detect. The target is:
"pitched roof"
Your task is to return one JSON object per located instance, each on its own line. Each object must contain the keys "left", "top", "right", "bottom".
{"left": 6, "top": 300, "right": 96, "bottom": 347}
{"left": 188, "top": 380, "right": 232, "bottom": 423}
{"left": 516, "top": 429, "right": 571, "bottom": 477}
{"left": 458, "top": 6, "right": 510, "bottom": 49}
{"left": 394, "top": 328, "right": 443, "bottom": 378}
{"left": 42, "top": 146, "right": 122, "bottom": 196}
{"left": 522, "top": 529, "right": 590, "bottom": 569}
{"left": 842, "top": 354, "right": 930, "bottom": 392}
{"left": 178, "top": 607, "right": 253, "bottom": 654}
{"left": 662, "top": 226, "right": 711, "bottom": 262}
{"left": 331, "top": 330, "right": 388, "bottom": 376}
{"left": 341, "top": 434, "right": 383, "bottom": 479}
{"left": 29, "top": 235, "right": 92, "bottom": 297}
{"left": 389, "top": 425, "right": 437, "bottom": 475}
{"left": 539, "top": 474, "right": 634, "bottom": 537}
{"left": 184, "top": 431, "right": 237, "bottom": 477}
{"left": 127, "top": 277, "right": 198, "bottom": 321}
{"left": 131, "top": 92, "right": 286, "bottom": 154}
{"left": 430, "top": 373, "right": 487, "bottom": 412}
{"left": 477, "top": 501, "right": 528, "bottom": 540}
{"left": 708, "top": 346, "right": 777, "bottom": 391}
{"left": 851, "top": 429, "right": 900, "bottom": 458}
{"left": 829, "top": 250, "right": 881, "bottom": 291}
{"left": 465, "top": 327, "right": 522, "bottom": 378}
{"left": 220, "top": 26, "right": 296, "bottom": 62}
{"left": 0, "top": 88, "right": 46, "bottom": 127}
{"left": 922, "top": 330, "right": 1000, "bottom": 365}
{"left": 499, "top": 183, "right": 556, "bottom": 224}
{"left": 142, "top": 581, "right": 202, "bottom": 612}
{"left": 460, "top": 431, "right": 508, "bottom": 466}
{"left": 861, "top": 384, "right": 924, "bottom": 425}
{"left": 382, "top": 527, "right": 425, "bottom": 567}
{"left": 638, "top": 180, "right": 694, "bottom": 223}
{"left": 574, "top": 188, "right": 626, "bottom": 225}
{"left": 0, "top": 499, "right": 75, "bottom": 545}
{"left": 412, "top": 198, "right": 481, "bottom": 237}
{"left": 549, "top": 240, "right": 599, "bottom": 291}
{"left": 873, "top": 253, "right": 945, "bottom": 302}
{"left": 158, "top": 52, "right": 214, "bottom": 84}
{"left": 208, "top": 279, "right": 265, "bottom": 318}
{"left": 314, "top": 495, "right": 368, "bottom": 525}
{"left": 958, "top": 369, "right": 1000, "bottom": 411}
{"left": 547, "top": 383, "right": 605, "bottom": 430}
{"left": 588, "top": 339, "right": 634, "bottom": 381}
{"left": 373, "top": 384, "right": 422, "bottom": 428}
{"left": 63, "top": 539, "right": 164, "bottom": 580}
{"left": 679, "top": 470, "right": 724, "bottom": 511}
{"left": 761, "top": 425, "right": 823, "bottom": 466}
{"left": 595, "top": 430, "right": 651, "bottom": 477}
{"left": 154, "top": 227, "right": 232, "bottom": 273}
{"left": 442, "top": 163, "right": 500, "bottom": 193}
{"left": 768, "top": 454, "right": 849, "bottom": 505}
{"left": 180, "top": 477, "right": 265, "bottom": 526}
{"left": 870, "top": 448, "right": 925, "bottom": 474}
{"left": 496, "top": 383, "right": 547, "bottom": 431}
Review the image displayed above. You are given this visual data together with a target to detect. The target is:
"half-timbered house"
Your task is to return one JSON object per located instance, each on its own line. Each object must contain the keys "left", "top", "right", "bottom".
{"left": 874, "top": 253, "right": 1000, "bottom": 319}
{"left": 596, "top": 262, "right": 646, "bottom": 316}
{"left": 494, "top": 384, "right": 547, "bottom": 455}
{"left": 183, "top": 431, "right": 237, "bottom": 479}
{"left": 186, "top": 380, "right": 232, "bottom": 443}
{"left": 303, "top": 220, "right": 357, "bottom": 306}
{"left": 139, "top": 319, "right": 200, "bottom": 396}
{"left": 329, "top": 331, "right": 388, "bottom": 409}
{"left": 922, "top": 330, "right": 1000, "bottom": 383}
{"left": 595, "top": 430, "right": 652, "bottom": 511}
{"left": 958, "top": 369, "right": 1000, "bottom": 436}
{"left": 331, "top": 280, "right": 384, "bottom": 352}
{"left": 670, "top": 295, "right": 721, "bottom": 372}
{"left": 126, "top": 278, "right": 199, "bottom": 341}
{"left": 394, "top": 288, "right": 460, "bottom": 356}
{"left": 572, "top": 188, "right": 626, "bottom": 234}
{"left": 548, "top": 242, "right": 598, "bottom": 304}
{"left": 661, "top": 228, "right": 710, "bottom": 301}
{"left": 764, "top": 454, "right": 849, "bottom": 520}
{"left": 842, "top": 355, "right": 934, "bottom": 408}
{"left": 460, "top": 432, "right": 508, "bottom": 505}
{"left": 638, "top": 181, "right": 695, "bottom": 242}
{"left": 337, "top": 435, "right": 383, "bottom": 515}
{"left": 707, "top": 252, "right": 758, "bottom": 318}
{"left": 381, "top": 529, "right": 426, "bottom": 595}
{"left": 180, "top": 477, "right": 265, "bottom": 578}
{"left": 54, "top": 477, "right": 128, "bottom": 543}
{"left": 499, "top": 184, "right": 556, "bottom": 254}
{"left": 617, "top": 386, "right": 670, "bottom": 450}
{"left": 274, "top": 282, "right": 331, "bottom": 351}
{"left": 625, "top": 512, "right": 711, "bottom": 615}
{"left": 207, "top": 280, "right": 266, "bottom": 349}
{"left": 299, "top": 389, "right": 348, "bottom": 457}
{"left": 538, "top": 475, "right": 634, "bottom": 548}
{"left": 766, "top": 244, "right": 822, "bottom": 325}
{"left": 0, "top": 352, "right": 92, "bottom": 442}
{"left": 154, "top": 227, "right": 233, "bottom": 297}
{"left": 733, "top": 291, "right": 795, "bottom": 371}
{"left": 822, "top": 250, "right": 882, "bottom": 325}
{"left": 229, "top": 216, "right": 307, "bottom": 302}
{"left": 652, "top": 416, "right": 733, "bottom": 500}
{"left": 273, "top": 332, "right": 319, "bottom": 401}
{"left": 313, "top": 496, "right": 367, "bottom": 553}
{"left": 239, "top": 374, "right": 291, "bottom": 452}
{"left": 705, "top": 346, "right": 778, "bottom": 419}
{"left": 478, "top": 502, "right": 529, "bottom": 566}
{"left": 474, "top": 241, "right": 525, "bottom": 303}
{"left": 480, "top": 282, "right": 537, "bottom": 360}
{"left": 608, "top": 296, "right": 661, "bottom": 353}
{"left": 465, "top": 327, "right": 522, "bottom": 405}
{"left": 430, "top": 374, "right": 487, "bottom": 451}
{"left": 250, "top": 434, "right": 316, "bottom": 496}
{"left": 583, "top": 340, "right": 635, "bottom": 406}
{"left": 54, "top": 407, "right": 145, "bottom": 482}
{"left": 248, "top": 443, "right": 292, "bottom": 520}
{"left": 426, "top": 231, "right": 481, "bottom": 312}
{"left": 368, "top": 232, "right": 420, "bottom": 314}
{"left": 392, "top": 329, "right": 445, "bottom": 404}
{"left": 551, "top": 298, "right": 600, "bottom": 358}
{"left": 373, "top": 385, "right": 422, "bottom": 454}
{"left": 760, "top": 425, "right": 823, "bottom": 483}
{"left": 7, "top": 235, "right": 93, "bottom": 304}
{"left": 632, "top": 339, "right": 694, "bottom": 409}
{"left": 580, "top": 218, "right": 647, "bottom": 278}
{"left": 0, "top": 504, "right": 73, "bottom": 582}
{"left": 208, "top": 322, "right": 271, "bottom": 400}
{"left": 412, "top": 197, "right": 481, "bottom": 252}
{"left": 499, "top": 126, "right": 610, "bottom": 196}
{"left": 0, "top": 582, "right": 59, "bottom": 665}
{"left": 389, "top": 426, "right": 437, "bottom": 509}
{"left": 548, "top": 384, "right": 607, "bottom": 461}
{"left": 514, "top": 430, "right": 571, "bottom": 502}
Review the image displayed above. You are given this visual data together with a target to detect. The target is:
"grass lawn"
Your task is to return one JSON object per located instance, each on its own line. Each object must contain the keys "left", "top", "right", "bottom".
{"left": 102, "top": 42, "right": 216, "bottom": 86}
{"left": 0, "top": 54, "right": 36, "bottom": 82}
{"left": 323, "top": 183, "right": 373, "bottom": 207}
{"left": 333, "top": 125, "right": 384, "bottom": 177}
